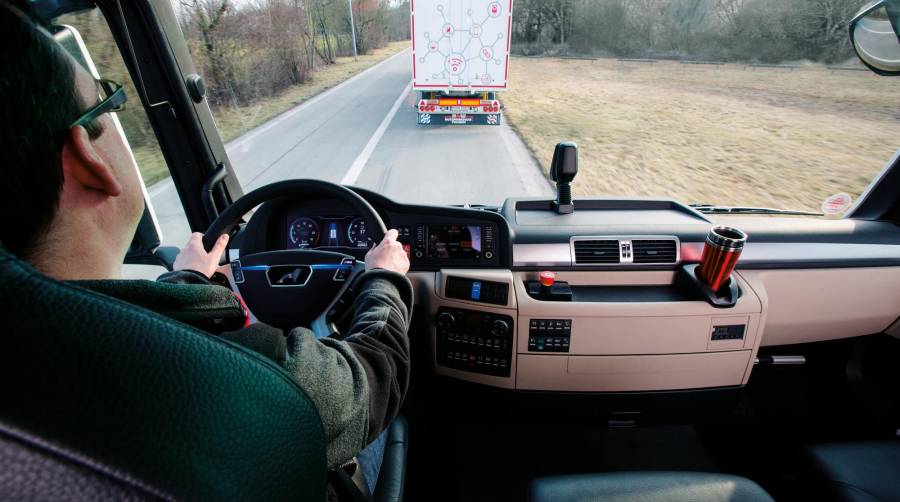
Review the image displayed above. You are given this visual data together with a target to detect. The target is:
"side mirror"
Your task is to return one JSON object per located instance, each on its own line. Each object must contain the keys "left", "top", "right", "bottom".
{"left": 849, "top": 0, "right": 900, "bottom": 76}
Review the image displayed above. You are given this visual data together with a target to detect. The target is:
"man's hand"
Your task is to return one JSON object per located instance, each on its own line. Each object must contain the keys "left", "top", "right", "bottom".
{"left": 365, "top": 229, "right": 409, "bottom": 274}
{"left": 173, "top": 232, "right": 229, "bottom": 278}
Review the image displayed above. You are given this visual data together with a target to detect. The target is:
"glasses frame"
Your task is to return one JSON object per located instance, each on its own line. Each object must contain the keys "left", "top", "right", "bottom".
{"left": 69, "top": 78, "right": 127, "bottom": 129}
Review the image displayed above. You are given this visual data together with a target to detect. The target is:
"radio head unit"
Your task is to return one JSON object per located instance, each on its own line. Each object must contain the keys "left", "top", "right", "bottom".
{"left": 411, "top": 223, "right": 498, "bottom": 265}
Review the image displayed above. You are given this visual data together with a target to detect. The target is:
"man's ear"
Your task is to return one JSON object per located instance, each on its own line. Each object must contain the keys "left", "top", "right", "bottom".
{"left": 61, "top": 125, "right": 122, "bottom": 197}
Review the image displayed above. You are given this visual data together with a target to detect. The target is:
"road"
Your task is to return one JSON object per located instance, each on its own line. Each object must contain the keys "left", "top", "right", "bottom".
{"left": 147, "top": 48, "right": 553, "bottom": 251}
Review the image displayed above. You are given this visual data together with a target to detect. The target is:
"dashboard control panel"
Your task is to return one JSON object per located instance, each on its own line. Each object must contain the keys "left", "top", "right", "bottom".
{"left": 435, "top": 307, "right": 513, "bottom": 377}
{"left": 528, "top": 319, "right": 572, "bottom": 352}
{"left": 445, "top": 276, "right": 509, "bottom": 305}
{"left": 256, "top": 191, "right": 511, "bottom": 269}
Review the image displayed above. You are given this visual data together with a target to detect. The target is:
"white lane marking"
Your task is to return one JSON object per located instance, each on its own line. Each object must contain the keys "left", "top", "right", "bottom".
{"left": 340, "top": 81, "right": 412, "bottom": 186}
{"left": 146, "top": 47, "right": 411, "bottom": 197}
{"left": 227, "top": 48, "right": 410, "bottom": 153}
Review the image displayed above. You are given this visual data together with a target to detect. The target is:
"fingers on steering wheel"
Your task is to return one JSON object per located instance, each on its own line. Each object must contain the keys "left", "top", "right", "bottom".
{"left": 383, "top": 228, "right": 399, "bottom": 243}
{"left": 211, "top": 233, "right": 230, "bottom": 258}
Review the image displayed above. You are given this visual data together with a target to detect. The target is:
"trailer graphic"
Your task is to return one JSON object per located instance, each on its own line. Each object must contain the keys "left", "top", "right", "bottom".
{"left": 411, "top": 0, "right": 514, "bottom": 125}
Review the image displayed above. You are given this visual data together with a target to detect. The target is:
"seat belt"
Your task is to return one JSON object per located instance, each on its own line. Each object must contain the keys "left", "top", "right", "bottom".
{"left": 329, "top": 458, "right": 374, "bottom": 502}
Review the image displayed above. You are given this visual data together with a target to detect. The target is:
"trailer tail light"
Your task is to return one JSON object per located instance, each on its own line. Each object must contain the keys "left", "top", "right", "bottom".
{"left": 481, "top": 100, "right": 500, "bottom": 113}
{"left": 418, "top": 99, "right": 438, "bottom": 112}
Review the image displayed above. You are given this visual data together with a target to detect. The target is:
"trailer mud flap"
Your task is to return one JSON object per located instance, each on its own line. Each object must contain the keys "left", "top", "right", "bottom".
{"left": 418, "top": 113, "right": 501, "bottom": 126}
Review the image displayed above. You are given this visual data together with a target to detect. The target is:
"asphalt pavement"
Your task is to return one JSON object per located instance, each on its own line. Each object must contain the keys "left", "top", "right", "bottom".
{"left": 146, "top": 47, "right": 553, "bottom": 251}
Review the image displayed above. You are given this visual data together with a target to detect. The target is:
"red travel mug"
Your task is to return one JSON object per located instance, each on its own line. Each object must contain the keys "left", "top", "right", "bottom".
{"left": 697, "top": 226, "right": 747, "bottom": 292}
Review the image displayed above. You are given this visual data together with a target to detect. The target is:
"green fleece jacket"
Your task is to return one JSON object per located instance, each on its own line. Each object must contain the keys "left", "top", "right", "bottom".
{"left": 79, "top": 268, "right": 413, "bottom": 470}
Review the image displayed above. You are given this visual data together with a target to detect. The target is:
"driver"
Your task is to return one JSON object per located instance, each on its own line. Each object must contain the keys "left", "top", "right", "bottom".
{"left": 0, "top": 1, "right": 411, "bottom": 497}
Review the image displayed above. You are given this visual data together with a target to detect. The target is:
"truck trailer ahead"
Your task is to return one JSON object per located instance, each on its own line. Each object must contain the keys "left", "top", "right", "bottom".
{"left": 411, "top": 0, "right": 513, "bottom": 125}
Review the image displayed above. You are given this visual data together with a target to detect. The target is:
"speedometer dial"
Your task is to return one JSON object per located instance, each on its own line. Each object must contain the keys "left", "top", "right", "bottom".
{"left": 346, "top": 217, "right": 372, "bottom": 248}
{"left": 288, "top": 217, "right": 320, "bottom": 248}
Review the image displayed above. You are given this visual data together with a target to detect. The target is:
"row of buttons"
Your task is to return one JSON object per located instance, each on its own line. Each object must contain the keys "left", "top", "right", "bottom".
{"left": 528, "top": 318, "right": 572, "bottom": 353}
{"left": 435, "top": 307, "right": 513, "bottom": 377}
{"left": 484, "top": 225, "right": 495, "bottom": 257}
{"left": 528, "top": 336, "right": 570, "bottom": 352}
{"left": 529, "top": 318, "right": 572, "bottom": 334}
{"left": 711, "top": 332, "right": 744, "bottom": 340}
{"left": 444, "top": 351, "right": 509, "bottom": 369}
{"left": 441, "top": 331, "right": 510, "bottom": 350}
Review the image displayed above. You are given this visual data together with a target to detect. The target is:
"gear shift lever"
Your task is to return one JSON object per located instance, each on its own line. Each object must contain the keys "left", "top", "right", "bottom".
{"left": 551, "top": 142, "right": 577, "bottom": 214}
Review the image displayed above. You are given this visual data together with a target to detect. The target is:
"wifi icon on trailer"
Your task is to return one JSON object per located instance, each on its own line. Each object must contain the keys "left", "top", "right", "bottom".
{"left": 445, "top": 54, "right": 466, "bottom": 75}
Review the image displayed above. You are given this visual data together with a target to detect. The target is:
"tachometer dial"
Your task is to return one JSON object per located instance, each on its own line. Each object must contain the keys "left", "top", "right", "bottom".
{"left": 288, "top": 217, "right": 320, "bottom": 248}
{"left": 346, "top": 217, "right": 372, "bottom": 248}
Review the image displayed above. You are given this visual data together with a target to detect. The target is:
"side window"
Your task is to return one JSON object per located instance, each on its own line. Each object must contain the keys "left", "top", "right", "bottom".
{"left": 57, "top": 9, "right": 192, "bottom": 258}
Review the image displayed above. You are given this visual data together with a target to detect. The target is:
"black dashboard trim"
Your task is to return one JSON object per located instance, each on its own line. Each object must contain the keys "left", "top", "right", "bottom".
{"left": 349, "top": 187, "right": 514, "bottom": 271}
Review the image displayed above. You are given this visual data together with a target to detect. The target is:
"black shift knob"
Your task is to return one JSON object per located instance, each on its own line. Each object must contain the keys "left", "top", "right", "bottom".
{"left": 550, "top": 142, "right": 577, "bottom": 214}
{"left": 550, "top": 142, "right": 578, "bottom": 183}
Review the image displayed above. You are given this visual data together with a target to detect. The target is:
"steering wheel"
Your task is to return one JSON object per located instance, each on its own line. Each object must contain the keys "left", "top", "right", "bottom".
{"left": 203, "top": 179, "right": 387, "bottom": 333}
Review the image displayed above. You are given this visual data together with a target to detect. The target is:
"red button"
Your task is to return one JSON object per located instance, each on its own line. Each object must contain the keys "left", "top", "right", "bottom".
{"left": 403, "top": 244, "right": 411, "bottom": 259}
{"left": 539, "top": 271, "right": 555, "bottom": 287}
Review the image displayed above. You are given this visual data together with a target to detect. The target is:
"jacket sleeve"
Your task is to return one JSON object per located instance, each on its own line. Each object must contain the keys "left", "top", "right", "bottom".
{"left": 281, "top": 269, "right": 413, "bottom": 468}
{"left": 156, "top": 269, "right": 212, "bottom": 285}
{"left": 159, "top": 268, "right": 414, "bottom": 468}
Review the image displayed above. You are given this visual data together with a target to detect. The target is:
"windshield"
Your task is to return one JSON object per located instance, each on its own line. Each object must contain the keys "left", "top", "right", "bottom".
{"left": 69, "top": 0, "right": 900, "bottom": 228}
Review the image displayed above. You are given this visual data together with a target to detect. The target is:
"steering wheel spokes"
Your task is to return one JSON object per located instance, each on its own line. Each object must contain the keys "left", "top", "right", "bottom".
{"left": 235, "top": 249, "right": 364, "bottom": 328}
{"left": 241, "top": 250, "right": 356, "bottom": 286}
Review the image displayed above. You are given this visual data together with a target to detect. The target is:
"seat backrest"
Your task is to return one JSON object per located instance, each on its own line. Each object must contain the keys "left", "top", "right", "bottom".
{"left": 0, "top": 246, "right": 327, "bottom": 501}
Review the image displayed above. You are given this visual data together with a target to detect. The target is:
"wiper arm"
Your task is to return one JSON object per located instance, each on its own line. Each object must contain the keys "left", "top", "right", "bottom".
{"left": 690, "top": 204, "right": 823, "bottom": 216}
{"left": 450, "top": 203, "right": 501, "bottom": 212}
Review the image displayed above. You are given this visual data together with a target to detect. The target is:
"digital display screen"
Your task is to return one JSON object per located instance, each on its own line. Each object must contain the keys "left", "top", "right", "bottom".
{"left": 427, "top": 225, "right": 482, "bottom": 259}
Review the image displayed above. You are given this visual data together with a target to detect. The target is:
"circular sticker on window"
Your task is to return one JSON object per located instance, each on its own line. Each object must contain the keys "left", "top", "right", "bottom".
{"left": 821, "top": 193, "right": 852, "bottom": 215}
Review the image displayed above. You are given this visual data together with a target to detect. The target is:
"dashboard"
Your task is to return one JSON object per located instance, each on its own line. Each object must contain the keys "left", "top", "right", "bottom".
{"left": 229, "top": 188, "right": 900, "bottom": 395}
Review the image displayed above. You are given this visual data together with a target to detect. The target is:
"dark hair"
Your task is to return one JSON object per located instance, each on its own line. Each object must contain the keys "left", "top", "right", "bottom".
{"left": 0, "top": 1, "right": 102, "bottom": 259}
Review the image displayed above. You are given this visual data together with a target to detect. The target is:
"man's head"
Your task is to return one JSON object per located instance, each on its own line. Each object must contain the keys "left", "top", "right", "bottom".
{"left": 0, "top": 1, "right": 144, "bottom": 277}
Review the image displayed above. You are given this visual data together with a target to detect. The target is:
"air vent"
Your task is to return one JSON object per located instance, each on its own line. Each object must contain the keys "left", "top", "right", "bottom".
{"left": 573, "top": 239, "right": 620, "bottom": 264}
{"left": 632, "top": 239, "right": 678, "bottom": 264}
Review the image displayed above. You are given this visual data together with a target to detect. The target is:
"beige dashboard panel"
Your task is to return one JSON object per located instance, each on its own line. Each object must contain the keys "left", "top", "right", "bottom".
{"left": 739, "top": 267, "right": 900, "bottom": 346}
{"left": 419, "top": 269, "right": 766, "bottom": 392}
{"left": 516, "top": 351, "right": 752, "bottom": 392}
{"left": 512, "top": 270, "right": 763, "bottom": 391}
{"left": 513, "top": 271, "right": 762, "bottom": 356}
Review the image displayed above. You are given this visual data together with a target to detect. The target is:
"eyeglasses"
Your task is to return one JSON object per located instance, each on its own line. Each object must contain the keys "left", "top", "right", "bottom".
{"left": 69, "top": 79, "right": 127, "bottom": 130}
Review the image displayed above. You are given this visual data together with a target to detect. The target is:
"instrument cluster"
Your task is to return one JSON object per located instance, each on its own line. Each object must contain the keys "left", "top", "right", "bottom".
{"left": 284, "top": 214, "right": 374, "bottom": 251}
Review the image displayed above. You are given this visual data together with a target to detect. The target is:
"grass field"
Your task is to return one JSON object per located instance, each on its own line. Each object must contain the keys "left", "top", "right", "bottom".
{"left": 135, "top": 41, "right": 410, "bottom": 186}
{"left": 502, "top": 57, "right": 900, "bottom": 213}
